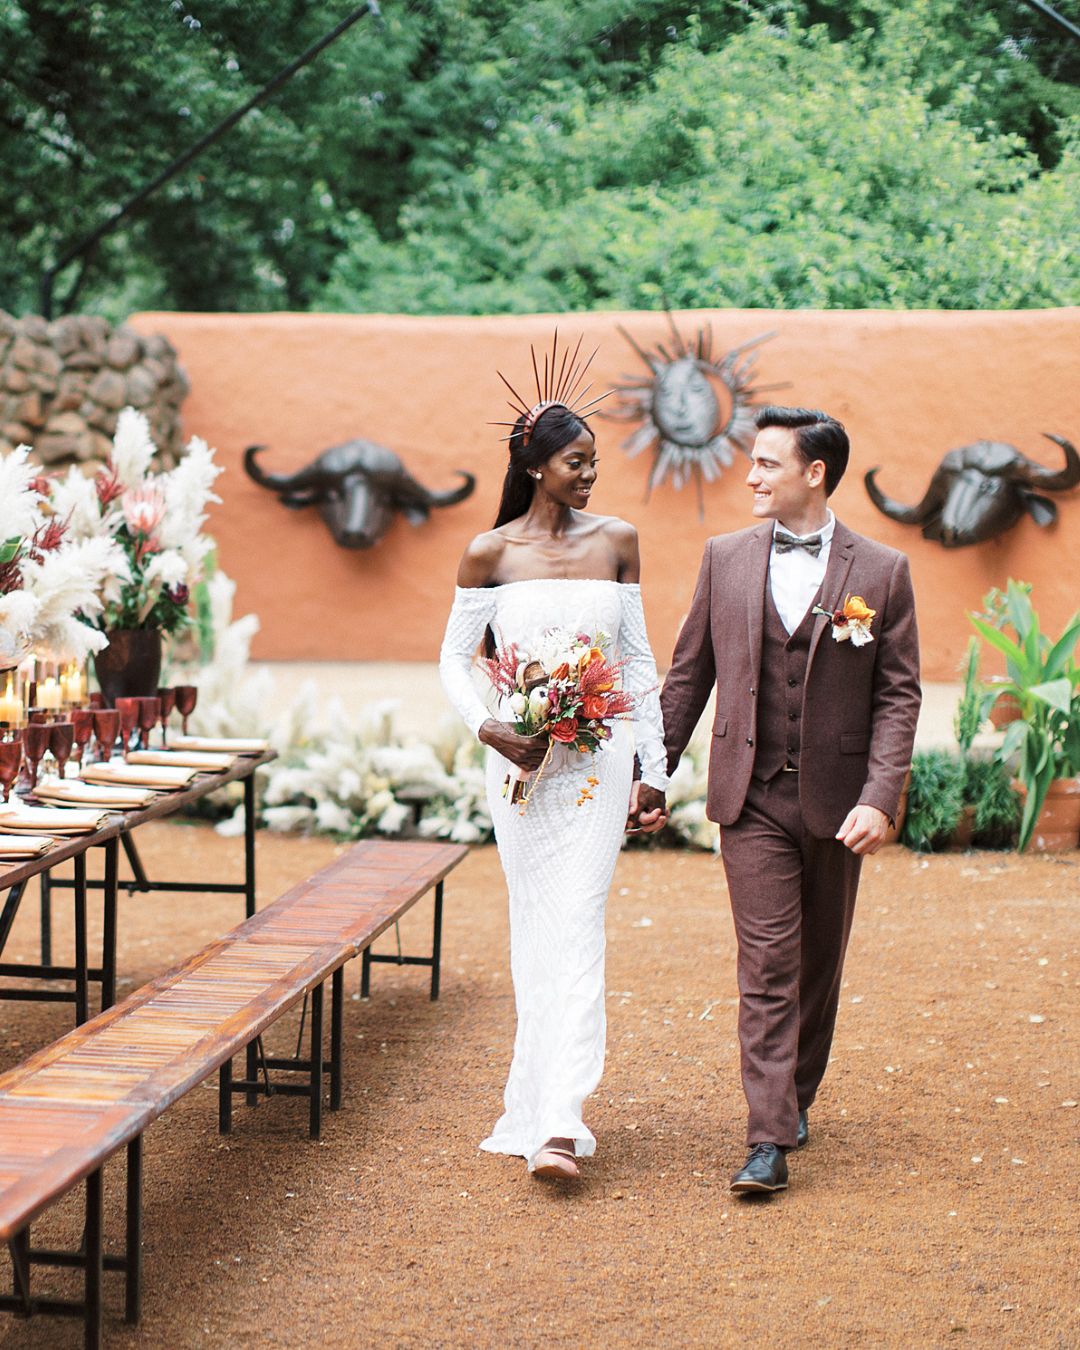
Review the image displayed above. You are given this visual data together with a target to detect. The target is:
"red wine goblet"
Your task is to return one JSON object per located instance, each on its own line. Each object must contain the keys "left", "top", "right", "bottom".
{"left": 92, "top": 708, "right": 120, "bottom": 763}
{"left": 174, "top": 685, "right": 197, "bottom": 736}
{"left": 114, "top": 698, "right": 140, "bottom": 757}
{"left": 157, "top": 687, "right": 176, "bottom": 746}
{"left": 49, "top": 721, "right": 75, "bottom": 782}
{"left": 136, "top": 697, "right": 160, "bottom": 751}
{"left": 20, "top": 723, "right": 50, "bottom": 792}
{"left": 0, "top": 738, "right": 22, "bottom": 803}
{"left": 71, "top": 708, "right": 95, "bottom": 774}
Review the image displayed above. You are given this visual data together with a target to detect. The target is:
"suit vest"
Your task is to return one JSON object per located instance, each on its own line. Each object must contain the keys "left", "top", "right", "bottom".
{"left": 753, "top": 579, "right": 822, "bottom": 782}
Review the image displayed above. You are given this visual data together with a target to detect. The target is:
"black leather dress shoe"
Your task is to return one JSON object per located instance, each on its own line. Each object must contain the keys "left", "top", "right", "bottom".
{"left": 730, "top": 1143, "right": 789, "bottom": 1194}
{"left": 796, "top": 1109, "right": 809, "bottom": 1149}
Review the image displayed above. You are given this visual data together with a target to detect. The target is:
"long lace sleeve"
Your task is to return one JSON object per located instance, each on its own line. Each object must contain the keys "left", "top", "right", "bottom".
{"left": 618, "top": 584, "right": 670, "bottom": 792}
{"left": 439, "top": 586, "right": 497, "bottom": 739}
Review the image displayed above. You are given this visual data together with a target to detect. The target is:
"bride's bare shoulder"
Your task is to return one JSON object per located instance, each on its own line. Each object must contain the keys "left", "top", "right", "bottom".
{"left": 456, "top": 530, "right": 507, "bottom": 587}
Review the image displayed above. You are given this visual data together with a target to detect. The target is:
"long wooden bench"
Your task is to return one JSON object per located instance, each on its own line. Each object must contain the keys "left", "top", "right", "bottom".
{"left": 0, "top": 838, "right": 468, "bottom": 1348}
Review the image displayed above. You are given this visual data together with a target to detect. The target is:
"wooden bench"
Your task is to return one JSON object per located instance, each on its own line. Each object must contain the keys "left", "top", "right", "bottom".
{"left": 0, "top": 838, "right": 468, "bottom": 1348}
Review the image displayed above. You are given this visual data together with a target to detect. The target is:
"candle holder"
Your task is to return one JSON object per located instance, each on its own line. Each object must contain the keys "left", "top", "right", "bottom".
{"left": 0, "top": 736, "right": 22, "bottom": 803}
{"left": 60, "top": 660, "right": 88, "bottom": 709}
{"left": 35, "top": 659, "right": 64, "bottom": 716}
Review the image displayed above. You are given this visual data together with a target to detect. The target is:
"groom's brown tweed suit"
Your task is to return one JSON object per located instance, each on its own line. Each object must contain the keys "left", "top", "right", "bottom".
{"left": 660, "top": 520, "right": 921, "bottom": 1148}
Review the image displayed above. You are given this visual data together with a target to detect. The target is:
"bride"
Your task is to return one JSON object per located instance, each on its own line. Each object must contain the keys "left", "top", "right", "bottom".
{"left": 439, "top": 343, "right": 669, "bottom": 1180}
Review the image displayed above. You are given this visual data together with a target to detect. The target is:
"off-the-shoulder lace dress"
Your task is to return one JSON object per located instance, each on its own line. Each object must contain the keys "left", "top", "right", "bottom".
{"left": 439, "top": 578, "right": 668, "bottom": 1167}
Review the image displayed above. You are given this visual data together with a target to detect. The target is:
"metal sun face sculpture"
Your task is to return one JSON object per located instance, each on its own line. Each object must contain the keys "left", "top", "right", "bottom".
{"left": 606, "top": 316, "right": 780, "bottom": 515}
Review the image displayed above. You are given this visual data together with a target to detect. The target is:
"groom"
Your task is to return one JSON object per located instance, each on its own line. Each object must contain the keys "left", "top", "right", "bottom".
{"left": 638, "top": 405, "right": 921, "bottom": 1194}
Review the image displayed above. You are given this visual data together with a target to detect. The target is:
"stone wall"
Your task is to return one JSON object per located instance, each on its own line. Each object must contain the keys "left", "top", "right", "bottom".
{"left": 0, "top": 311, "right": 188, "bottom": 468}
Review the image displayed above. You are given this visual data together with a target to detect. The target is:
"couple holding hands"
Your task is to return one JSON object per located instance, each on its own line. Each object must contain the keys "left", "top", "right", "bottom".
{"left": 440, "top": 342, "right": 920, "bottom": 1194}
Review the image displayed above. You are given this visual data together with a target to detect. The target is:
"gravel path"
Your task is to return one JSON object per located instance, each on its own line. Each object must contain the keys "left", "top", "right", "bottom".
{"left": 0, "top": 826, "right": 1076, "bottom": 1348}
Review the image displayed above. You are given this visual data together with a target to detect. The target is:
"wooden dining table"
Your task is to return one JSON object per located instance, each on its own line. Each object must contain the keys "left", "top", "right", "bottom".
{"left": 0, "top": 750, "right": 276, "bottom": 1026}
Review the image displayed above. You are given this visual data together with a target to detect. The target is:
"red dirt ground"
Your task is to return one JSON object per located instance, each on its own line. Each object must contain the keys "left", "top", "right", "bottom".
{"left": 0, "top": 824, "right": 1076, "bottom": 1348}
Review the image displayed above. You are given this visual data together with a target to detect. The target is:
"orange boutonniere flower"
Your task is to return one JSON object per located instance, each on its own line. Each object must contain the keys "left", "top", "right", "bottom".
{"left": 813, "top": 593, "right": 876, "bottom": 646}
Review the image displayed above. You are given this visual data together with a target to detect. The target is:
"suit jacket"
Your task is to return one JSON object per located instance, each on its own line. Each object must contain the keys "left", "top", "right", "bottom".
{"left": 661, "top": 520, "right": 921, "bottom": 838}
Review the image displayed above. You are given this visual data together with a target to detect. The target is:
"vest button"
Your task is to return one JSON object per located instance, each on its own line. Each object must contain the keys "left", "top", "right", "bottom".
{"left": 749, "top": 687, "right": 756, "bottom": 696}
{"left": 746, "top": 737, "right": 753, "bottom": 746}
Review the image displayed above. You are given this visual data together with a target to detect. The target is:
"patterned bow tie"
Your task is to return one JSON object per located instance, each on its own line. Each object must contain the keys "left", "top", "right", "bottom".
{"left": 774, "top": 528, "right": 824, "bottom": 557}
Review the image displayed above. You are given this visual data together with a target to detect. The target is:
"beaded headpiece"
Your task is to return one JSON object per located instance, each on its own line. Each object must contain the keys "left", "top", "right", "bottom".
{"left": 492, "top": 330, "right": 611, "bottom": 447}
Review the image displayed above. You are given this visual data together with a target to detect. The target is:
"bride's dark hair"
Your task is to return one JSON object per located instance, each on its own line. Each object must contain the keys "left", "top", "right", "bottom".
{"left": 493, "top": 405, "right": 593, "bottom": 527}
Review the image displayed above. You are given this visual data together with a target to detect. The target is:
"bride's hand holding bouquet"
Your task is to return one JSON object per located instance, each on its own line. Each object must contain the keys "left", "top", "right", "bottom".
{"left": 478, "top": 629, "right": 636, "bottom": 811}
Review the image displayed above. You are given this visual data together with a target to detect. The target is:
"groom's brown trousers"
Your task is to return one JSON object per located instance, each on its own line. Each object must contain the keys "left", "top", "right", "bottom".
{"left": 719, "top": 772, "right": 862, "bottom": 1150}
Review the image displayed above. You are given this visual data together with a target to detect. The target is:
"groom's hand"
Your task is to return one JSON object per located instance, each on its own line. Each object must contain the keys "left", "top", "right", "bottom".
{"left": 628, "top": 781, "right": 668, "bottom": 834}
{"left": 836, "top": 804, "right": 890, "bottom": 855}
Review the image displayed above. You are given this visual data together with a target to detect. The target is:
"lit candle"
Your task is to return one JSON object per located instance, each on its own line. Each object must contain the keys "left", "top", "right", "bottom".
{"left": 39, "top": 677, "right": 62, "bottom": 710}
{"left": 0, "top": 674, "right": 21, "bottom": 726}
{"left": 61, "top": 663, "right": 86, "bottom": 706}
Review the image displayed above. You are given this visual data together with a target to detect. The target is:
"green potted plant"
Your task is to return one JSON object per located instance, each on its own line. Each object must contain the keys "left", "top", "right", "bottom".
{"left": 975, "top": 584, "right": 1031, "bottom": 728}
{"left": 970, "top": 581, "right": 1080, "bottom": 852}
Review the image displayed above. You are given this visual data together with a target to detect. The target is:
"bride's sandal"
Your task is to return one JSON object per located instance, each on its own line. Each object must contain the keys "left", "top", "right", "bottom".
{"left": 531, "top": 1138, "right": 580, "bottom": 1180}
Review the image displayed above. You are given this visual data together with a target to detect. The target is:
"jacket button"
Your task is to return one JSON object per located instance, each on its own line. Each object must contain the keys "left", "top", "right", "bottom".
{"left": 788, "top": 677, "right": 798, "bottom": 688}
{"left": 746, "top": 737, "right": 754, "bottom": 746}
{"left": 788, "top": 712, "right": 797, "bottom": 721}
{"left": 749, "top": 687, "right": 756, "bottom": 696}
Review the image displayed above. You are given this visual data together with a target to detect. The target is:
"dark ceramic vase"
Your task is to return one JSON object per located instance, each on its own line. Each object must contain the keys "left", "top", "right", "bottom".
{"left": 93, "top": 629, "right": 163, "bottom": 707}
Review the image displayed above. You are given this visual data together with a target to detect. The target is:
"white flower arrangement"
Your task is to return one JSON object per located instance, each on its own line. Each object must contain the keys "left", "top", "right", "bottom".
{"left": 0, "top": 445, "right": 130, "bottom": 665}
{"left": 46, "top": 407, "right": 223, "bottom": 638}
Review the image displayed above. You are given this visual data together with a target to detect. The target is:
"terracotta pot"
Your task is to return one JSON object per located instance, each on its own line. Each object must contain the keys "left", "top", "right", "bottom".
{"left": 987, "top": 679, "right": 1021, "bottom": 729}
{"left": 1029, "top": 777, "right": 1080, "bottom": 853}
{"left": 93, "top": 629, "right": 163, "bottom": 708}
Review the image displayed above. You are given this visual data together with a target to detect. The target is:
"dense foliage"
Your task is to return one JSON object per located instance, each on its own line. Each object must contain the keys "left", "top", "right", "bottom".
{"left": 2, "top": 0, "right": 1078, "bottom": 316}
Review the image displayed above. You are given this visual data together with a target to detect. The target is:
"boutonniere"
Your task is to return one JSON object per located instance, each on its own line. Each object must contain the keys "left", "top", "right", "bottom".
{"left": 813, "top": 593, "right": 876, "bottom": 646}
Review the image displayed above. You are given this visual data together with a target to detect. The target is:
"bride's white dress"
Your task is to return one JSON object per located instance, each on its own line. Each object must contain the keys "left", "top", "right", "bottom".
{"left": 439, "top": 579, "right": 668, "bottom": 1167}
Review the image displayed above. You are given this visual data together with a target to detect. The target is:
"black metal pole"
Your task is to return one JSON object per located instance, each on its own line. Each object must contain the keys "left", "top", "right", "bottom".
{"left": 1017, "top": 0, "right": 1080, "bottom": 42}
{"left": 40, "top": 1, "right": 382, "bottom": 317}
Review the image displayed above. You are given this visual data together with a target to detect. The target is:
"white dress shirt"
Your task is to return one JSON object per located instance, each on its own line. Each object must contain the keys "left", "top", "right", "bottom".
{"left": 768, "top": 510, "right": 835, "bottom": 634}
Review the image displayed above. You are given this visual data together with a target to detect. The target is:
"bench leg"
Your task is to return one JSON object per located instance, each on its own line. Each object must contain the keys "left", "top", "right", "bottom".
{"left": 85, "top": 1167, "right": 103, "bottom": 1350}
{"left": 125, "top": 1137, "right": 142, "bottom": 1325}
{"left": 330, "top": 967, "right": 344, "bottom": 1111}
{"left": 219, "top": 1058, "right": 233, "bottom": 1134}
{"left": 309, "top": 982, "right": 324, "bottom": 1140}
{"left": 430, "top": 880, "right": 444, "bottom": 1001}
{"left": 360, "top": 945, "right": 371, "bottom": 999}
{"left": 8, "top": 1228, "right": 30, "bottom": 1313}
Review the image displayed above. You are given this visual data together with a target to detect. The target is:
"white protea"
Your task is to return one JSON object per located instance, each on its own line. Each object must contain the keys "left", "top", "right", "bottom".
{"left": 110, "top": 408, "right": 157, "bottom": 488}
{"left": 0, "top": 445, "right": 44, "bottom": 543}
{"left": 48, "top": 466, "right": 103, "bottom": 541}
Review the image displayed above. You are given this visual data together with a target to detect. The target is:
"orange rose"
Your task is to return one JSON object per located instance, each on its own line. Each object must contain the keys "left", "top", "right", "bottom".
{"left": 549, "top": 662, "right": 570, "bottom": 682}
{"left": 581, "top": 694, "right": 609, "bottom": 720}
{"left": 842, "top": 594, "right": 876, "bottom": 624}
{"left": 550, "top": 718, "right": 579, "bottom": 743}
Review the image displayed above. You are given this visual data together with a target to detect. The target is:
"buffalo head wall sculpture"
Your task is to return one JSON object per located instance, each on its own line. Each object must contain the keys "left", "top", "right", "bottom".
{"left": 244, "top": 441, "right": 475, "bottom": 549}
{"left": 865, "top": 434, "right": 1079, "bottom": 548}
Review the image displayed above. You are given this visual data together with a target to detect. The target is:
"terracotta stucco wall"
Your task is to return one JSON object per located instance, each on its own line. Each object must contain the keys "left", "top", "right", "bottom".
{"left": 129, "top": 310, "right": 1080, "bottom": 681}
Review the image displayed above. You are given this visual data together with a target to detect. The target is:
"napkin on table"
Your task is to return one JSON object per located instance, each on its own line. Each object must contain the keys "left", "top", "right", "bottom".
{"left": 168, "top": 734, "right": 270, "bottom": 754}
{"left": 82, "top": 762, "right": 196, "bottom": 790}
{"left": 0, "top": 805, "right": 108, "bottom": 834}
{"left": 0, "top": 833, "right": 54, "bottom": 858}
{"left": 127, "top": 749, "right": 233, "bottom": 771}
{"left": 35, "top": 780, "right": 158, "bottom": 809}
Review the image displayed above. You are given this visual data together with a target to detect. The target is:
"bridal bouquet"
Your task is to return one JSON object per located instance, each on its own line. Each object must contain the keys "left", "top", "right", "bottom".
{"left": 480, "top": 627, "right": 636, "bottom": 811}
{"left": 47, "top": 407, "right": 223, "bottom": 637}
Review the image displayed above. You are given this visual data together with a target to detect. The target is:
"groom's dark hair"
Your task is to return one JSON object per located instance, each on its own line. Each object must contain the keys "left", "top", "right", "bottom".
{"left": 754, "top": 406, "right": 849, "bottom": 497}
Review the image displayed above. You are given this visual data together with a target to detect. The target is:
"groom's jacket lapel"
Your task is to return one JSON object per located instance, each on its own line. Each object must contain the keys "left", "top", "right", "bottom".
{"left": 806, "top": 521, "right": 856, "bottom": 678}
{"left": 744, "top": 523, "right": 773, "bottom": 688}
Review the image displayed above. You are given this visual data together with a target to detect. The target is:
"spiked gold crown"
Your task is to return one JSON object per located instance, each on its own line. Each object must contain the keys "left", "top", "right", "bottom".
{"left": 492, "top": 330, "right": 611, "bottom": 447}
